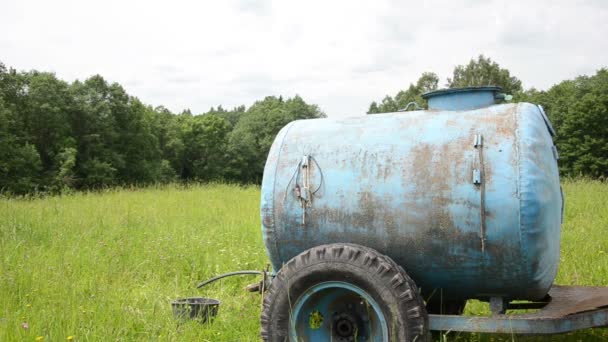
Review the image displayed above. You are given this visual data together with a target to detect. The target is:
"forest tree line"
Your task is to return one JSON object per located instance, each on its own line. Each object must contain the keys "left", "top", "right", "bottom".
{"left": 1, "top": 56, "right": 606, "bottom": 195}
{"left": 0, "top": 63, "right": 324, "bottom": 194}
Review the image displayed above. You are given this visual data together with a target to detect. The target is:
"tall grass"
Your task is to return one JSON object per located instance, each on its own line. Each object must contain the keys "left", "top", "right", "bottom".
{"left": 0, "top": 184, "right": 266, "bottom": 341}
{"left": 0, "top": 180, "right": 606, "bottom": 341}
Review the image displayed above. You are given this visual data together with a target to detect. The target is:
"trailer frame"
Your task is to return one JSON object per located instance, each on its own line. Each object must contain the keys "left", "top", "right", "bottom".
{"left": 430, "top": 285, "right": 608, "bottom": 334}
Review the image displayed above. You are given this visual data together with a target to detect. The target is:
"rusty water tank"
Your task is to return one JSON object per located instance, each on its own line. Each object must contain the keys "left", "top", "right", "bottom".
{"left": 260, "top": 87, "right": 563, "bottom": 301}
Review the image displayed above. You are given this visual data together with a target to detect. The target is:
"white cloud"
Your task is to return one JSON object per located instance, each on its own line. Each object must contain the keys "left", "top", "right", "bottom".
{"left": 1, "top": 0, "right": 606, "bottom": 117}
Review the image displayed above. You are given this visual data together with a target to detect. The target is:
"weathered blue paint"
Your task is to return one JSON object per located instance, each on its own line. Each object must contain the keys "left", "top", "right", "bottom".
{"left": 260, "top": 88, "right": 562, "bottom": 302}
{"left": 290, "top": 281, "right": 388, "bottom": 341}
{"left": 424, "top": 86, "right": 502, "bottom": 110}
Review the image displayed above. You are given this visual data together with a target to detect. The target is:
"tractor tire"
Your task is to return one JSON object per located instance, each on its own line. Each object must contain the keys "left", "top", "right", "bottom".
{"left": 261, "top": 243, "right": 430, "bottom": 341}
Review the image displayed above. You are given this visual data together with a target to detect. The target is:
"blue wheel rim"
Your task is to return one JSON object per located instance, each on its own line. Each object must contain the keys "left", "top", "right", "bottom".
{"left": 290, "top": 281, "right": 388, "bottom": 341}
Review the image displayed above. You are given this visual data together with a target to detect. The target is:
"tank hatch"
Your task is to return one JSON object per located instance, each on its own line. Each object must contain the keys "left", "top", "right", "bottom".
{"left": 422, "top": 86, "right": 508, "bottom": 111}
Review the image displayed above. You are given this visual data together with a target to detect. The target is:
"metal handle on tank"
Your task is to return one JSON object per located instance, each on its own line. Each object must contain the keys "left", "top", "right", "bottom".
{"left": 474, "top": 134, "right": 487, "bottom": 252}
{"left": 398, "top": 102, "right": 423, "bottom": 112}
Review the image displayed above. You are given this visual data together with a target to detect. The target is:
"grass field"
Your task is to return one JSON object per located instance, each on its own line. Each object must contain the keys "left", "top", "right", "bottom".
{"left": 0, "top": 181, "right": 607, "bottom": 341}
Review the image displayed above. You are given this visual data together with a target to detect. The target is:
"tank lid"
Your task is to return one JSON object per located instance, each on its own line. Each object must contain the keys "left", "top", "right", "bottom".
{"left": 422, "top": 86, "right": 503, "bottom": 111}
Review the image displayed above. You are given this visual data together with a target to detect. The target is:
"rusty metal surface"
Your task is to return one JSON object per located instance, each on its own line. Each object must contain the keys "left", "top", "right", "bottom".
{"left": 260, "top": 100, "right": 562, "bottom": 301}
{"left": 429, "top": 285, "right": 608, "bottom": 334}
{"left": 528, "top": 285, "right": 608, "bottom": 319}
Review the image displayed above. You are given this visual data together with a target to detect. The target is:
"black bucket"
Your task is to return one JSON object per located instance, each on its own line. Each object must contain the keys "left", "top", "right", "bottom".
{"left": 171, "top": 297, "right": 220, "bottom": 323}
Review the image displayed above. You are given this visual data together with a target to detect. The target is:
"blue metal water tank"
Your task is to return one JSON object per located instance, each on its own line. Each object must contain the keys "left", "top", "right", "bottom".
{"left": 260, "top": 87, "right": 562, "bottom": 301}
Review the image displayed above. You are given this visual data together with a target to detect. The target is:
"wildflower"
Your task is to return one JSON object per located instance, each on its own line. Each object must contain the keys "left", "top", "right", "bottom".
{"left": 26, "top": 304, "right": 32, "bottom": 308}
{"left": 21, "top": 322, "right": 29, "bottom": 330}
{"left": 36, "top": 337, "right": 44, "bottom": 341}
{"left": 67, "top": 336, "right": 74, "bottom": 341}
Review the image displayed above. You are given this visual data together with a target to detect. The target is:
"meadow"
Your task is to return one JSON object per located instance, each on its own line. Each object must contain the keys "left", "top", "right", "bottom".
{"left": 0, "top": 181, "right": 607, "bottom": 341}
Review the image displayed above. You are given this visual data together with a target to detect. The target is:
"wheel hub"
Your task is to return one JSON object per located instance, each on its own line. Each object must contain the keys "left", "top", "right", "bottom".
{"left": 336, "top": 318, "right": 354, "bottom": 337}
{"left": 290, "top": 281, "right": 388, "bottom": 341}
{"left": 334, "top": 313, "right": 357, "bottom": 339}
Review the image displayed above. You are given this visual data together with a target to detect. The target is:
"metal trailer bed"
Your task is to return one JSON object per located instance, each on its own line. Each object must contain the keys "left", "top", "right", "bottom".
{"left": 430, "top": 285, "right": 608, "bottom": 335}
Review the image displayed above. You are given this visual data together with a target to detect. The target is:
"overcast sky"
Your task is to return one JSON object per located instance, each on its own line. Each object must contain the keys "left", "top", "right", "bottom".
{"left": 2, "top": 0, "right": 607, "bottom": 118}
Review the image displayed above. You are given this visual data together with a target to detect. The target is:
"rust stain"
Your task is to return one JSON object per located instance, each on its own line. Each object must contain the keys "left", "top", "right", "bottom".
{"left": 274, "top": 184, "right": 524, "bottom": 299}
{"left": 477, "top": 104, "right": 518, "bottom": 138}
{"left": 261, "top": 205, "right": 273, "bottom": 228}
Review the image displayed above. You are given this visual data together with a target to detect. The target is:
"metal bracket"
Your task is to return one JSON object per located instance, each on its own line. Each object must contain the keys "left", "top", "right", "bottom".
{"left": 490, "top": 297, "right": 509, "bottom": 315}
{"left": 430, "top": 286, "right": 608, "bottom": 334}
{"left": 473, "top": 169, "right": 482, "bottom": 185}
{"left": 473, "top": 134, "right": 483, "bottom": 148}
{"left": 301, "top": 155, "right": 309, "bottom": 168}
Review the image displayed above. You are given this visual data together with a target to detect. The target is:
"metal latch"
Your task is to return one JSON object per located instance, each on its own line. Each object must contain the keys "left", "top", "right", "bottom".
{"left": 473, "top": 169, "right": 482, "bottom": 185}
{"left": 473, "top": 134, "right": 483, "bottom": 185}
{"left": 473, "top": 133, "right": 486, "bottom": 252}
{"left": 473, "top": 134, "right": 483, "bottom": 148}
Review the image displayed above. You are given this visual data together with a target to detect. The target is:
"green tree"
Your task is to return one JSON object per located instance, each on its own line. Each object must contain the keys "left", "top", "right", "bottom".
{"left": 229, "top": 95, "right": 325, "bottom": 182}
{"left": 205, "top": 105, "right": 246, "bottom": 129}
{"left": 111, "top": 95, "right": 161, "bottom": 184}
{"left": 69, "top": 76, "right": 121, "bottom": 188}
{"left": 69, "top": 76, "right": 162, "bottom": 187}
{"left": 21, "top": 71, "right": 73, "bottom": 179}
{"left": 367, "top": 72, "right": 439, "bottom": 114}
{"left": 447, "top": 55, "right": 523, "bottom": 96}
{"left": 524, "top": 69, "right": 608, "bottom": 178}
{"left": 55, "top": 147, "right": 77, "bottom": 189}
{"left": 181, "top": 114, "right": 231, "bottom": 181}
{"left": 0, "top": 63, "right": 44, "bottom": 194}
{"left": 147, "top": 105, "right": 182, "bottom": 181}
{"left": 0, "top": 97, "right": 41, "bottom": 194}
